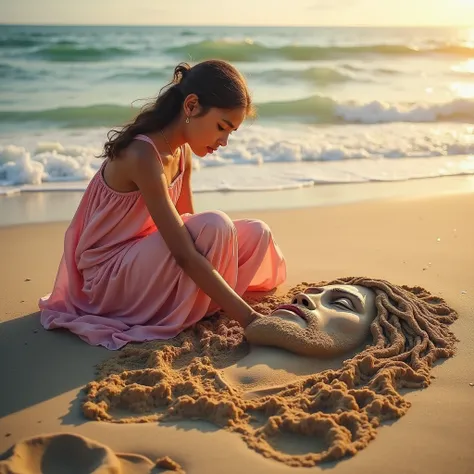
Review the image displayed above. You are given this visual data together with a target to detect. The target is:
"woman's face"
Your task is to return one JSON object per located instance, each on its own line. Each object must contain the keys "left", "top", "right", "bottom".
{"left": 183, "top": 97, "right": 246, "bottom": 158}
{"left": 245, "top": 285, "right": 377, "bottom": 357}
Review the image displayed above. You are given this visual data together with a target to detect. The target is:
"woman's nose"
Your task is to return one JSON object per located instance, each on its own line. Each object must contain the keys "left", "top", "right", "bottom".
{"left": 218, "top": 135, "right": 229, "bottom": 147}
{"left": 291, "top": 292, "right": 317, "bottom": 310}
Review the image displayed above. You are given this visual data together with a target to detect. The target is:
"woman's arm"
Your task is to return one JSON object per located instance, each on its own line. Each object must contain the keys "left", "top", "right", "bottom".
{"left": 176, "top": 145, "right": 195, "bottom": 215}
{"left": 127, "top": 147, "right": 258, "bottom": 328}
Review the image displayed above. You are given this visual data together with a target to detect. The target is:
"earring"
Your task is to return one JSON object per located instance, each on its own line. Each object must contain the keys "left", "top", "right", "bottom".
{"left": 186, "top": 117, "right": 190, "bottom": 124}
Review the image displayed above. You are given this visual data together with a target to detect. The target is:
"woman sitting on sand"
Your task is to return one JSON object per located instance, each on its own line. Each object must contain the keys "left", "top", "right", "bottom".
{"left": 39, "top": 59, "right": 287, "bottom": 350}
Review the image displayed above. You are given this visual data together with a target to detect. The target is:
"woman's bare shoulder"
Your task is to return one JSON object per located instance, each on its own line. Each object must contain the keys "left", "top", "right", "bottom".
{"left": 103, "top": 140, "right": 159, "bottom": 193}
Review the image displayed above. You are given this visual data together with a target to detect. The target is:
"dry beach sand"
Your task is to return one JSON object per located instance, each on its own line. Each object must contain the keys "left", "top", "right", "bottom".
{"left": 0, "top": 189, "right": 473, "bottom": 473}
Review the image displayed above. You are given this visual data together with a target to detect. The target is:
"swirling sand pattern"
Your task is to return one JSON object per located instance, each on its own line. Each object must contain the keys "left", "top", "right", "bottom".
{"left": 83, "top": 278, "right": 458, "bottom": 467}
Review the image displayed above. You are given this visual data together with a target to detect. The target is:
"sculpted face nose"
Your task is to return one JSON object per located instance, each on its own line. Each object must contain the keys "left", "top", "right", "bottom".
{"left": 292, "top": 293, "right": 317, "bottom": 310}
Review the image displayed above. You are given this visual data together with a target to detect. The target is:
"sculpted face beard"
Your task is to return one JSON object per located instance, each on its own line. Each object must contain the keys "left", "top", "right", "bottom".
{"left": 244, "top": 285, "right": 377, "bottom": 357}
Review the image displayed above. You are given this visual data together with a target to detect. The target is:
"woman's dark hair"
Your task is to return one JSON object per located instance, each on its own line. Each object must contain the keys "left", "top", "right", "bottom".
{"left": 100, "top": 59, "right": 254, "bottom": 160}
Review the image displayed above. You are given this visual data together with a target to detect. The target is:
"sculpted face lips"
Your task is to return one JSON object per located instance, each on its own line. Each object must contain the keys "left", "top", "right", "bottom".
{"left": 271, "top": 304, "right": 308, "bottom": 328}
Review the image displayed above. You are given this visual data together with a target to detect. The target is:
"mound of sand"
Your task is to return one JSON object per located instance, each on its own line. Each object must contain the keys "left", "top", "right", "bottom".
{"left": 0, "top": 432, "right": 184, "bottom": 474}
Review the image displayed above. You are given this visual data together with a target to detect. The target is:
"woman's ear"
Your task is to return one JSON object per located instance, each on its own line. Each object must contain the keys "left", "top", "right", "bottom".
{"left": 183, "top": 93, "right": 200, "bottom": 117}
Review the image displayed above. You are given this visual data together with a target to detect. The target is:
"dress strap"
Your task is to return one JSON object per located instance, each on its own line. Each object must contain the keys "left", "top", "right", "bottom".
{"left": 134, "top": 134, "right": 164, "bottom": 164}
{"left": 179, "top": 145, "right": 186, "bottom": 173}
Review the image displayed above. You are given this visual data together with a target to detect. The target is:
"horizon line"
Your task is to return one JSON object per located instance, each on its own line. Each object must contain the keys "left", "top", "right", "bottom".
{"left": 0, "top": 22, "right": 472, "bottom": 28}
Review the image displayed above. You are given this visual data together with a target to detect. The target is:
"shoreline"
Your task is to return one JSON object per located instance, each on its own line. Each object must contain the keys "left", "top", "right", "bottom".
{"left": 1, "top": 174, "right": 474, "bottom": 227}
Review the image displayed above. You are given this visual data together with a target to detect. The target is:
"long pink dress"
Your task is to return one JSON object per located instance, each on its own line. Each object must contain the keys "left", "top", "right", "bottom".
{"left": 39, "top": 135, "right": 287, "bottom": 350}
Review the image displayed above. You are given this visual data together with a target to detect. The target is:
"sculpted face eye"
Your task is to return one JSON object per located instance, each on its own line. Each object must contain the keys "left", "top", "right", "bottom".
{"left": 332, "top": 297, "right": 356, "bottom": 312}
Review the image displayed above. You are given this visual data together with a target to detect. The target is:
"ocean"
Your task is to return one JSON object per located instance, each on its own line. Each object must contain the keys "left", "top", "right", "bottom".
{"left": 1, "top": 24, "right": 474, "bottom": 195}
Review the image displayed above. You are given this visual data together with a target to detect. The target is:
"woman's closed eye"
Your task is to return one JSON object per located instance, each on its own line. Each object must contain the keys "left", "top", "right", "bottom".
{"left": 332, "top": 297, "right": 355, "bottom": 312}
{"left": 217, "top": 124, "right": 233, "bottom": 134}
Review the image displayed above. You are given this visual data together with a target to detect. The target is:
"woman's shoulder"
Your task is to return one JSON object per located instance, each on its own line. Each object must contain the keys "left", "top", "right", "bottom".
{"left": 119, "top": 137, "right": 157, "bottom": 161}
{"left": 116, "top": 138, "right": 162, "bottom": 172}
{"left": 100, "top": 139, "right": 159, "bottom": 194}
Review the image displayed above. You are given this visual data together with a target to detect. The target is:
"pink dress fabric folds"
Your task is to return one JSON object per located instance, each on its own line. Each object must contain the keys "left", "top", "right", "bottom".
{"left": 39, "top": 135, "right": 287, "bottom": 350}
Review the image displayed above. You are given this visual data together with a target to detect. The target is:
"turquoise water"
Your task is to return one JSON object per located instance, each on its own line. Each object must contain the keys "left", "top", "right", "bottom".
{"left": 1, "top": 25, "right": 474, "bottom": 192}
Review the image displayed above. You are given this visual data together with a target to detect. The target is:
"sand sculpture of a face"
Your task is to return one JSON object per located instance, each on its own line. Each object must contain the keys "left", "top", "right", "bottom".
{"left": 82, "top": 277, "right": 458, "bottom": 467}
{"left": 245, "top": 284, "right": 377, "bottom": 357}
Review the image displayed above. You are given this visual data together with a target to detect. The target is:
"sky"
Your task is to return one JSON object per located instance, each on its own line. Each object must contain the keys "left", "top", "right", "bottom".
{"left": 1, "top": 0, "right": 474, "bottom": 27}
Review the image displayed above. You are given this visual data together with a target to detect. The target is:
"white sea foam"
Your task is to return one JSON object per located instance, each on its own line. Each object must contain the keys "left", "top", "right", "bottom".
{"left": 1, "top": 123, "right": 473, "bottom": 195}
{"left": 335, "top": 98, "right": 474, "bottom": 124}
